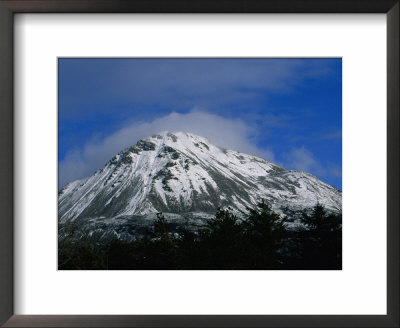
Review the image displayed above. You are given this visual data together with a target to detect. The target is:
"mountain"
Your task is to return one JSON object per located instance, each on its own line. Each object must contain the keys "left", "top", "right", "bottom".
{"left": 58, "top": 132, "right": 341, "bottom": 241}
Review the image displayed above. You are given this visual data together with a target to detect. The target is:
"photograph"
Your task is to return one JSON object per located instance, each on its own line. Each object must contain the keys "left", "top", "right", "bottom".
{"left": 1, "top": 0, "right": 397, "bottom": 325}
{"left": 58, "top": 58, "right": 342, "bottom": 270}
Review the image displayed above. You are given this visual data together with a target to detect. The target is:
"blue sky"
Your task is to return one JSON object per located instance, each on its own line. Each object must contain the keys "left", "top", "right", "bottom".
{"left": 59, "top": 58, "right": 342, "bottom": 189}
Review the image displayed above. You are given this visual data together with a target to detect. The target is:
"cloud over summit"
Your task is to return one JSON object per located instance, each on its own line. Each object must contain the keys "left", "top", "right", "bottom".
{"left": 59, "top": 110, "right": 275, "bottom": 188}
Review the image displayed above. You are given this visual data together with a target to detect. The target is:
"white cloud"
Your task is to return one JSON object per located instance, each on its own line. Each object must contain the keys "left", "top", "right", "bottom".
{"left": 59, "top": 109, "right": 274, "bottom": 188}
{"left": 284, "top": 147, "right": 321, "bottom": 174}
{"left": 284, "top": 146, "right": 342, "bottom": 182}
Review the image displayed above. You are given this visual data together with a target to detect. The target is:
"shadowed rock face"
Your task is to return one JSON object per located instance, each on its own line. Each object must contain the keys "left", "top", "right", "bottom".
{"left": 58, "top": 132, "right": 341, "bottom": 240}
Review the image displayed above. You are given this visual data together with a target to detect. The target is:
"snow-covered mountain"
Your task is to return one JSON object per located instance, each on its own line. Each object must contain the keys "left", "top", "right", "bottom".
{"left": 58, "top": 132, "right": 341, "bottom": 241}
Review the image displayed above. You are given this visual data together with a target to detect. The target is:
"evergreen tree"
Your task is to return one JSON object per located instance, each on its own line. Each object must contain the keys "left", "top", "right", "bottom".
{"left": 154, "top": 212, "right": 169, "bottom": 238}
{"left": 150, "top": 212, "right": 179, "bottom": 269}
{"left": 58, "top": 202, "right": 342, "bottom": 270}
{"left": 300, "top": 203, "right": 342, "bottom": 269}
{"left": 242, "top": 200, "right": 286, "bottom": 268}
{"left": 200, "top": 208, "right": 246, "bottom": 269}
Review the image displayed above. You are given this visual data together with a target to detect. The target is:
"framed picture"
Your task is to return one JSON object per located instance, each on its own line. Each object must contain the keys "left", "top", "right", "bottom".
{"left": 0, "top": 0, "right": 398, "bottom": 327}
{"left": 57, "top": 57, "right": 343, "bottom": 272}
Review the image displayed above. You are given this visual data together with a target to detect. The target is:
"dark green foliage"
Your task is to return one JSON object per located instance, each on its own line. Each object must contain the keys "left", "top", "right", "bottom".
{"left": 297, "top": 204, "right": 342, "bottom": 269}
{"left": 58, "top": 224, "right": 107, "bottom": 270}
{"left": 242, "top": 201, "right": 286, "bottom": 268}
{"left": 153, "top": 212, "right": 169, "bottom": 238}
{"left": 58, "top": 239, "right": 107, "bottom": 270}
{"left": 58, "top": 201, "right": 342, "bottom": 270}
{"left": 198, "top": 208, "right": 246, "bottom": 269}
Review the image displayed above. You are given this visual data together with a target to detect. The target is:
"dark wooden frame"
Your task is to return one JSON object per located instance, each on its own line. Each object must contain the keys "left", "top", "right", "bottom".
{"left": 0, "top": 1, "right": 398, "bottom": 327}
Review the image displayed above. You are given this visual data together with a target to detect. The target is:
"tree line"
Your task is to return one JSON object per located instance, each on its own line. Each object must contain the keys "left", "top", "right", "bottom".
{"left": 58, "top": 201, "right": 342, "bottom": 270}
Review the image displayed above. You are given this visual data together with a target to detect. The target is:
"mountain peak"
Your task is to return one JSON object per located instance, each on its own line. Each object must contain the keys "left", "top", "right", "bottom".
{"left": 117, "top": 131, "right": 216, "bottom": 159}
{"left": 147, "top": 131, "right": 212, "bottom": 146}
{"left": 59, "top": 132, "right": 341, "bottom": 226}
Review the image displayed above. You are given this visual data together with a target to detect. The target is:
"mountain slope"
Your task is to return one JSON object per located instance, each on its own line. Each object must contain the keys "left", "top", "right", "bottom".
{"left": 59, "top": 131, "right": 341, "bottom": 232}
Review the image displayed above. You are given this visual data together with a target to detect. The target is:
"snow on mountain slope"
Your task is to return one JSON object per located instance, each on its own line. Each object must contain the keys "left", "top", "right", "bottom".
{"left": 59, "top": 131, "right": 341, "bottom": 227}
